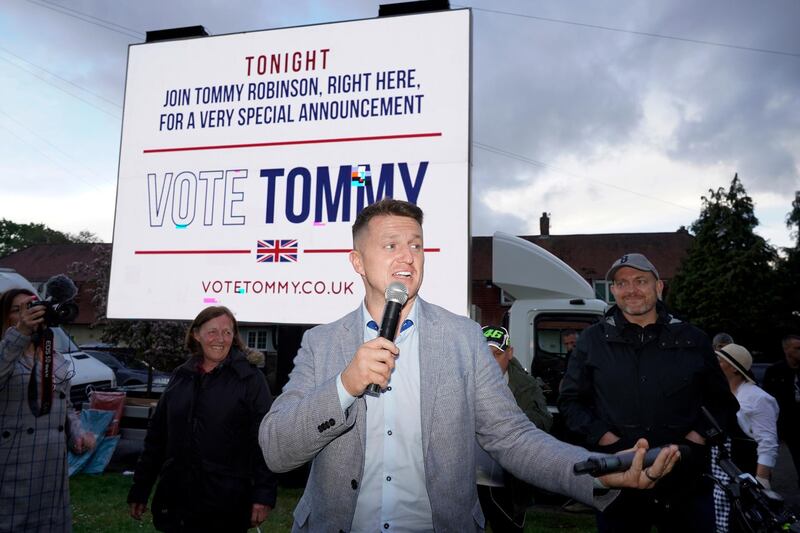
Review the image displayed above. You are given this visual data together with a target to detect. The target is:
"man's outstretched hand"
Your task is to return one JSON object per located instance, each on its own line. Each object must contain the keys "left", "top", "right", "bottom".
{"left": 599, "top": 439, "right": 681, "bottom": 489}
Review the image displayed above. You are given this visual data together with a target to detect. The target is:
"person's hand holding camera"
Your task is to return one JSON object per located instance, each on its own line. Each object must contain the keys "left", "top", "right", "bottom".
{"left": 15, "top": 295, "right": 46, "bottom": 336}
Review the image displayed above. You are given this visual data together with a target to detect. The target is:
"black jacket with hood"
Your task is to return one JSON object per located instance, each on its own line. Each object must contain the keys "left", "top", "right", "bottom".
{"left": 128, "top": 348, "right": 277, "bottom": 528}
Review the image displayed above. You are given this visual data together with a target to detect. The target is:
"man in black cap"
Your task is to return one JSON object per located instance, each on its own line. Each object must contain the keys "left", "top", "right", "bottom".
{"left": 559, "top": 253, "right": 738, "bottom": 532}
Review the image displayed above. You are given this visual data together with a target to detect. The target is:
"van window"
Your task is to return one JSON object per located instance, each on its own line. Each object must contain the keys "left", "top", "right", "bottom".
{"left": 532, "top": 314, "right": 599, "bottom": 406}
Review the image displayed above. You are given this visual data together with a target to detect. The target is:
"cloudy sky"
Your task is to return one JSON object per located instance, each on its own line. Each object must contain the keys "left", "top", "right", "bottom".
{"left": 1, "top": 0, "right": 798, "bottom": 249}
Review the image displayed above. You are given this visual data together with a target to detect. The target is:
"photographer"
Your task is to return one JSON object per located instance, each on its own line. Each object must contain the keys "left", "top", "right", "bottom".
{"left": 0, "top": 288, "right": 95, "bottom": 532}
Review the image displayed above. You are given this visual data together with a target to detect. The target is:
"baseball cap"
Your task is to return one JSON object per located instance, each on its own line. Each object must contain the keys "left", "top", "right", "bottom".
{"left": 482, "top": 325, "right": 510, "bottom": 351}
{"left": 716, "top": 343, "right": 755, "bottom": 384}
{"left": 606, "top": 253, "right": 660, "bottom": 281}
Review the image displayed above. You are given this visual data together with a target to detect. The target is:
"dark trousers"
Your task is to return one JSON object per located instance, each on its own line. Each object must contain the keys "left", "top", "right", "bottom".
{"left": 477, "top": 484, "right": 524, "bottom": 533}
{"left": 596, "top": 477, "right": 715, "bottom": 533}
{"left": 157, "top": 506, "right": 250, "bottom": 533}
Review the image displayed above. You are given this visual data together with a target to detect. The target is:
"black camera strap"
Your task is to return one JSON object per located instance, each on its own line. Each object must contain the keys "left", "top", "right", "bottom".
{"left": 28, "top": 327, "right": 54, "bottom": 417}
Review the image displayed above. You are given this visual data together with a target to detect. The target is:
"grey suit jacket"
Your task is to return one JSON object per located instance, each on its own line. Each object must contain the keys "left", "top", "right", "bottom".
{"left": 259, "top": 299, "right": 614, "bottom": 532}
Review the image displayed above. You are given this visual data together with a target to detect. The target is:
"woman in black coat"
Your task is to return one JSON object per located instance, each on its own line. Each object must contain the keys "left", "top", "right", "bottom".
{"left": 128, "top": 305, "right": 277, "bottom": 532}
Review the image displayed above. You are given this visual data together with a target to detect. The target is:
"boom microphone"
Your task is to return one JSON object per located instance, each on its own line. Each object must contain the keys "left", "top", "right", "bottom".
{"left": 364, "top": 282, "right": 409, "bottom": 397}
{"left": 43, "top": 274, "right": 78, "bottom": 303}
{"left": 573, "top": 445, "right": 690, "bottom": 477}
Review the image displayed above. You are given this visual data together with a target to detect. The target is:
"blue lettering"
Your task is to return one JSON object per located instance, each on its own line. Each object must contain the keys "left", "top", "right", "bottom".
{"left": 260, "top": 168, "right": 283, "bottom": 223}
{"left": 258, "top": 161, "right": 428, "bottom": 224}
{"left": 147, "top": 172, "right": 173, "bottom": 227}
{"left": 315, "top": 165, "right": 352, "bottom": 222}
{"left": 197, "top": 171, "right": 224, "bottom": 226}
{"left": 223, "top": 170, "right": 246, "bottom": 225}
{"left": 356, "top": 163, "right": 394, "bottom": 216}
{"left": 286, "top": 167, "right": 311, "bottom": 223}
{"left": 171, "top": 172, "right": 197, "bottom": 226}
{"left": 399, "top": 161, "right": 427, "bottom": 205}
{"left": 146, "top": 168, "right": 248, "bottom": 229}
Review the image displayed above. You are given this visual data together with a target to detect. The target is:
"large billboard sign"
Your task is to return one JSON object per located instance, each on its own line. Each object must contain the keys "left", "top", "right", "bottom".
{"left": 108, "top": 9, "right": 471, "bottom": 323}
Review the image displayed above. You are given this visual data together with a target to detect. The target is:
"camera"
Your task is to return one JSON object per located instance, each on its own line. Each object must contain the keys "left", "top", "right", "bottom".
{"left": 27, "top": 300, "right": 79, "bottom": 327}
{"left": 27, "top": 274, "right": 79, "bottom": 327}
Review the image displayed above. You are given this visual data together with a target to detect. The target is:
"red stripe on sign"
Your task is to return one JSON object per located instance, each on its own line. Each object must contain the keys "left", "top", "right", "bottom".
{"left": 134, "top": 250, "right": 251, "bottom": 255}
{"left": 143, "top": 132, "right": 443, "bottom": 154}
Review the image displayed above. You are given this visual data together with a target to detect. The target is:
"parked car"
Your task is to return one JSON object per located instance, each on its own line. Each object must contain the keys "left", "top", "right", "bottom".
{"left": 1, "top": 267, "right": 116, "bottom": 405}
{"left": 79, "top": 344, "right": 171, "bottom": 387}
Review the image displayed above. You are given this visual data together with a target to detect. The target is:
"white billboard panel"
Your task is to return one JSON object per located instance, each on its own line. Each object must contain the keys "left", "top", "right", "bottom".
{"left": 109, "top": 9, "right": 470, "bottom": 323}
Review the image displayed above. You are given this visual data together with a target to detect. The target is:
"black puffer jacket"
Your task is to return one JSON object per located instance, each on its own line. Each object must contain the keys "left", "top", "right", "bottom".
{"left": 559, "top": 302, "right": 738, "bottom": 460}
{"left": 128, "top": 348, "right": 276, "bottom": 526}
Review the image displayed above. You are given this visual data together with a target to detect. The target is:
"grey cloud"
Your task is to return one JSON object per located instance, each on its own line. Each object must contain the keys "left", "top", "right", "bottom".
{"left": 469, "top": 0, "right": 800, "bottom": 209}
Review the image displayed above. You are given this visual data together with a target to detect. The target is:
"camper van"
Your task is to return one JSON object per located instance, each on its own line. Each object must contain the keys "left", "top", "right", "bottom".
{"left": 0, "top": 267, "right": 116, "bottom": 405}
{"left": 491, "top": 232, "right": 607, "bottom": 407}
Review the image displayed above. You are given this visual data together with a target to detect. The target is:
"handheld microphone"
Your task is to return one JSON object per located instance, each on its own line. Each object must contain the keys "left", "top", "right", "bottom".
{"left": 573, "top": 444, "right": 690, "bottom": 477}
{"left": 364, "top": 282, "right": 409, "bottom": 397}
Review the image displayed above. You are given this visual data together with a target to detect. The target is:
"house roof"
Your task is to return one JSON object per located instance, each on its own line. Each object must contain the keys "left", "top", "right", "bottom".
{"left": 471, "top": 230, "right": 694, "bottom": 281}
{"left": 0, "top": 243, "right": 110, "bottom": 282}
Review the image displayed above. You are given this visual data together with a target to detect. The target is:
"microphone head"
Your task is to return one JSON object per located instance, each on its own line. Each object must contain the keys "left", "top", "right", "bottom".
{"left": 43, "top": 274, "right": 78, "bottom": 303}
{"left": 384, "top": 282, "right": 409, "bottom": 305}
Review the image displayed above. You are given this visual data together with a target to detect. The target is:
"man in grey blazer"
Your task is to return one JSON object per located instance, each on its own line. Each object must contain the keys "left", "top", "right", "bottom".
{"left": 259, "top": 199, "right": 679, "bottom": 532}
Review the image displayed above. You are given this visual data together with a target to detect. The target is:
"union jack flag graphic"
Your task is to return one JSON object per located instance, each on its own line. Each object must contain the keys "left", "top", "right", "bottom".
{"left": 256, "top": 239, "right": 298, "bottom": 263}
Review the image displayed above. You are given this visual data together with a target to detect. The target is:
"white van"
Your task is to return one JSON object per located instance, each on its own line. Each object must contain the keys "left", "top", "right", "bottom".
{"left": 491, "top": 232, "right": 607, "bottom": 407}
{"left": 0, "top": 267, "right": 116, "bottom": 405}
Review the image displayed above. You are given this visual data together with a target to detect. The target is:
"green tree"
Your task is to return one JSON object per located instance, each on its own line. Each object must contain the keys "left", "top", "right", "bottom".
{"left": 773, "top": 192, "right": 800, "bottom": 339}
{"left": 0, "top": 218, "right": 100, "bottom": 257}
{"left": 69, "top": 230, "right": 101, "bottom": 243}
{"left": 787, "top": 191, "right": 800, "bottom": 248}
{"left": 0, "top": 219, "right": 72, "bottom": 257}
{"left": 71, "top": 244, "right": 188, "bottom": 384}
{"left": 668, "top": 174, "right": 779, "bottom": 355}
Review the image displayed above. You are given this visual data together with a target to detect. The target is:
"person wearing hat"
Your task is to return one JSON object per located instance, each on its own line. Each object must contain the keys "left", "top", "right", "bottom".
{"left": 475, "top": 325, "right": 553, "bottom": 532}
{"left": 481, "top": 325, "right": 552, "bottom": 433}
{"left": 559, "top": 252, "right": 739, "bottom": 533}
{"left": 717, "top": 343, "right": 779, "bottom": 488}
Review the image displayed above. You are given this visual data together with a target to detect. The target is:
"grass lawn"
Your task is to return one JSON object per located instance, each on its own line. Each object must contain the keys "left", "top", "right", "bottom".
{"left": 70, "top": 473, "right": 595, "bottom": 532}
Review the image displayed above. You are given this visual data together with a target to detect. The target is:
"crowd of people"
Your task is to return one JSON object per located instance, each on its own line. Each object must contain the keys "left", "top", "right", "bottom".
{"left": 1, "top": 198, "right": 798, "bottom": 532}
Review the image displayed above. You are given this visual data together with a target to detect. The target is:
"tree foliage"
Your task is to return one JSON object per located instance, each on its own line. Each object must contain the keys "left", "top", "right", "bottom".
{"left": 786, "top": 192, "right": 800, "bottom": 248}
{"left": 667, "top": 174, "right": 780, "bottom": 355}
{"left": 71, "top": 244, "right": 189, "bottom": 373}
{"left": 0, "top": 218, "right": 100, "bottom": 258}
{"left": 773, "top": 191, "right": 800, "bottom": 336}
{"left": 1, "top": 219, "right": 71, "bottom": 257}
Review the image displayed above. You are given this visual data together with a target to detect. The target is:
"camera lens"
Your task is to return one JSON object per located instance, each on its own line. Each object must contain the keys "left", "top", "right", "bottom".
{"left": 53, "top": 302, "right": 79, "bottom": 324}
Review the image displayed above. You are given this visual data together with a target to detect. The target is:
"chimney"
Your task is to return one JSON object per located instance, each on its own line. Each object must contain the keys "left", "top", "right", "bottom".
{"left": 539, "top": 212, "right": 550, "bottom": 236}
